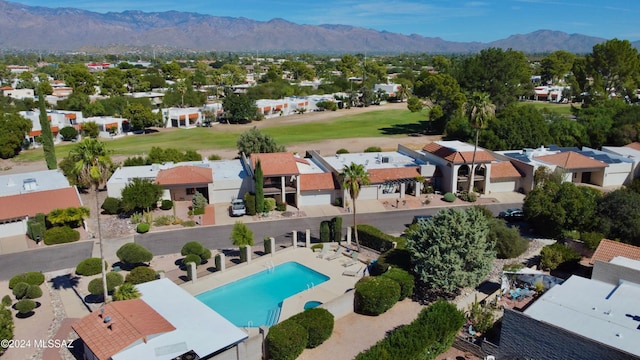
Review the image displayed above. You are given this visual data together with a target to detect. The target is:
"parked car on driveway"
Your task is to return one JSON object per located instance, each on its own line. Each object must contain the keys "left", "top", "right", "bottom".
{"left": 498, "top": 208, "right": 524, "bottom": 221}
{"left": 230, "top": 199, "right": 246, "bottom": 216}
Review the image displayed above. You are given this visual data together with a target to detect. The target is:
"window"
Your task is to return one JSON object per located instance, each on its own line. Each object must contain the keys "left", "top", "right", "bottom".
{"left": 186, "top": 188, "right": 196, "bottom": 195}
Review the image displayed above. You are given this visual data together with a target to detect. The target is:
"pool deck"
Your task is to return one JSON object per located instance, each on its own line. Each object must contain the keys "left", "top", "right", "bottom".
{"left": 180, "top": 246, "right": 366, "bottom": 326}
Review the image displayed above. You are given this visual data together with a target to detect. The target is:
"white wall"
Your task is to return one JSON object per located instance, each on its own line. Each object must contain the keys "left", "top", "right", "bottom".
{"left": 0, "top": 220, "right": 27, "bottom": 237}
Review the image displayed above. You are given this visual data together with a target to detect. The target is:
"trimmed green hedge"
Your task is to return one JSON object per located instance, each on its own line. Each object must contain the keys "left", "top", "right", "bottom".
{"left": 43, "top": 226, "right": 80, "bottom": 245}
{"left": 25, "top": 285, "right": 42, "bottom": 299}
{"left": 76, "top": 258, "right": 107, "bottom": 276}
{"left": 381, "top": 268, "right": 415, "bottom": 300}
{"left": 1, "top": 295, "right": 11, "bottom": 306}
{"left": 14, "top": 299, "right": 36, "bottom": 315}
{"left": 116, "top": 243, "right": 153, "bottom": 264}
{"left": 289, "top": 308, "right": 334, "bottom": 348}
{"left": 443, "top": 192, "right": 456, "bottom": 202}
{"left": 244, "top": 193, "right": 256, "bottom": 216}
{"left": 12, "top": 283, "right": 29, "bottom": 300}
{"left": 356, "top": 224, "right": 400, "bottom": 253}
{"left": 9, "top": 272, "right": 44, "bottom": 289}
{"left": 331, "top": 216, "right": 343, "bottom": 242}
{"left": 160, "top": 199, "right": 173, "bottom": 210}
{"left": 125, "top": 266, "right": 157, "bottom": 284}
{"left": 266, "top": 319, "right": 308, "bottom": 360}
{"left": 355, "top": 276, "right": 401, "bottom": 316}
{"left": 181, "top": 241, "right": 212, "bottom": 260}
{"left": 183, "top": 254, "right": 201, "bottom": 267}
{"left": 101, "top": 197, "right": 122, "bottom": 215}
{"left": 136, "top": 223, "right": 150, "bottom": 233}
{"left": 320, "top": 221, "right": 331, "bottom": 242}
{"left": 355, "top": 300, "right": 465, "bottom": 360}
{"left": 374, "top": 248, "right": 412, "bottom": 275}
{"left": 88, "top": 272, "right": 124, "bottom": 295}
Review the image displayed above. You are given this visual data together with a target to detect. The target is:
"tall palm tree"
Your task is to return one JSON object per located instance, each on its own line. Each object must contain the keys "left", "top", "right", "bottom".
{"left": 465, "top": 91, "right": 495, "bottom": 193}
{"left": 340, "top": 162, "right": 370, "bottom": 252}
{"left": 69, "top": 138, "right": 113, "bottom": 303}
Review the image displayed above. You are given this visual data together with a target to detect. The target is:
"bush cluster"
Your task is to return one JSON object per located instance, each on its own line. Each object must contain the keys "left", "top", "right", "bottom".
{"left": 264, "top": 198, "right": 276, "bottom": 212}
{"left": 354, "top": 276, "right": 401, "bottom": 316}
{"left": 540, "top": 242, "right": 581, "bottom": 270}
{"left": 153, "top": 215, "right": 174, "bottom": 226}
{"left": 9, "top": 272, "right": 45, "bottom": 289}
{"left": 1, "top": 295, "right": 11, "bottom": 306}
{"left": 101, "top": 197, "right": 122, "bottom": 215}
{"left": 14, "top": 299, "right": 36, "bottom": 315}
{"left": 13, "top": 283, "right": 42, "bottom": 300}
{"left": 136, "top": 223, "right": 150, "bottom": 233}
{"left": 76, "top": 258, "right": 107, "bottom": 276}
{"left": 125, "top": 266, "right": 157, "bottom": 284}
{"left": 581, "top": 231, "right": 605, "bottom": 250}
{"left": 116, "top": 243, "right": 153, "bottom": 265}
{"left": 457, "top": 191, "right": 477, "bottom": 202}
{"left": 160, "top": 199, "right": 173, "bottom": 210}
{"left": 336, "top": 148, "right": 349, "bottom": 154}
{"left": 355, "top": 301, "right": 465, "bottom": 360}
{"left": 182, "top": 220, "right": 196, "bottom": 227}
{"left": 266, "top": 320, "right": 308, "bottom": 360}
{"left": 381, "top": 268, "right": 415, "bottom": 300}
{"left": 288, "top": 308, "right": 334, "bottom": 348}
{"left": 275, "top": 198, "right": 286, "bottom": 211}
{"left": 183, "top": 254, "right": 202, "bottom": 267}
{"left": 443, "top": 192, "right": 456, "bottom": 202}
{"left": 88, "top": 272, "right": 124, "bottom": 295}
{"left": 43, "top": 226, "right": 80, "bottom": 245}
{"left": 181, "top": 241, "right": 212, "bottom": 260}
{"left": 27, "top": 213, "right": 46, "bottom": 242}
{"left": 356, "top": 224, "right": 400, "bottom": 253}
{"left": 373, "top": 248, "right": 412, "bottom": 275}
{"left": 491, "top": 222, "right": 529, "bottom": 259}
{"left": 364, "top": 146, "right": 382, "bottom": 153}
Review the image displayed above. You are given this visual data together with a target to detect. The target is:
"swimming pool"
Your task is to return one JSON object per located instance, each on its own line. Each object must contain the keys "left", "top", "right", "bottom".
{"left": 196, "top": 262, "right": 330, "bottom": 327}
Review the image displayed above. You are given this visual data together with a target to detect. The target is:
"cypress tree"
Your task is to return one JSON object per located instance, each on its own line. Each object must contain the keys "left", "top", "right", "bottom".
{"left": 38, "top": 84, "right": 57, "bottom": 169}
{"left": 255, "top": 160, "right": 264, "bottom": 213}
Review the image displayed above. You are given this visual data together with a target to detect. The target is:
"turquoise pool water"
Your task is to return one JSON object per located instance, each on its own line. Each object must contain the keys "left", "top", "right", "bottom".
{"left": 196, "top": 262, "right": 330, "bottom": 327}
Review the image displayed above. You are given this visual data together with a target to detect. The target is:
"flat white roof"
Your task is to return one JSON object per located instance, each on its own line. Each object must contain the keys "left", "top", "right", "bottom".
{"left": 108, "top": 159, "right": 246, "bottom": 185}
{"left": 297, "top": 157, "right": 327, "bottom": 174}
{"left": 0, "top": 170, "right": 70, "bottom": 196}
{"left": 436, "top": 140, "right": 478, "bottom": 152}
{"left": 208, "top": 159, "right": 247, "bottom": 181}
{"left": 323, "top": 151, "right": 423, "bottom": 172}
{"left": 524, "top": 275, "right": 640, "bottom": 356}
{"left": 113, "top": 278, "right": 247, "bottom": 360}
{"left": 610, "top": 256, "right": 640, "bottom": 270}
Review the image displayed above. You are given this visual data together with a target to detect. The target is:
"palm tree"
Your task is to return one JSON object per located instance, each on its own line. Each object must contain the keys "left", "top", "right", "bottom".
{"left": 396, "top": 85, "right": 410, "bottom": 102}
{"left": 69, "top": 138, "right": 113, "bottom": 302}
{"left": 465, "top": 91, "right": 495, "bottom": 193}
{"left": 340, "top": 162, "right": 370, "bottom": 252}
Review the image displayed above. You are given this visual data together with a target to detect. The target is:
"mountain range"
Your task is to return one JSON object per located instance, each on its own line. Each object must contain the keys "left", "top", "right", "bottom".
{"left": 0, "top": 0, "right": 636, "bottom": 54}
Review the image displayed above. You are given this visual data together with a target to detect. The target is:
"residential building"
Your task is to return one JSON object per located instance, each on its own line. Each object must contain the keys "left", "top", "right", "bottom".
{"left": 589, "top": 239, "right": 640, "bottom": 265}
{"left": 159, "top": 107, "right": 203, "bottom": 128}
{"left": 0, "top": 87, "right": 34, "bottom": 100}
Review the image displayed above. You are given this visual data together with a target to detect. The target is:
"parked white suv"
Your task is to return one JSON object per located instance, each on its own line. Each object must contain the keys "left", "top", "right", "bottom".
{"left": 230, "top": 199, "right": 246, "bottom": 216}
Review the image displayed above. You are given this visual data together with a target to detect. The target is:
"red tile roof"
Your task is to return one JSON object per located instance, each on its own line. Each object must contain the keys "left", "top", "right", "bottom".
{"left": 535, "top": 151, "right": 607, "bottom": 170}
{"left": 490, "top": 161, "right": 523, "bottom": 179}
{"left": 0, "top": 187, "right": 82, "bottom": 221}
{"left": 72, "top": 299, "right": 175, "bottom": 360}
{"left": 251, "top": 153, "right": 300, "bottom": 176}
{"left": 422, "top": 142, "right": 495, "bottom": 164}
{"left": 625, "top": 142, "right": 640, "bottom": 151}
{"left": 156, "top": 166, "right": 213, "bottom": 186}
{"left": 300, "top": 173, "right": 337, "bottom": 191}
{"left": 590, "top": 239, "right": 640, "bottom": 265}
{"left": 368, "top": 167, "right": 420, "bottom": 183}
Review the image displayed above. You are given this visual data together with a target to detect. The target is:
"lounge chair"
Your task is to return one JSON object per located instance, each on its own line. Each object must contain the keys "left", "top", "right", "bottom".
{"left": 342, "top": 266, "right": 363, "bottom": 277}
{"left": 316, "top": 243, "right": 330, "bottom": 258}
{"left": 325, "top": 250, "right": 343, "bottom": 261}
{"left": 342, "top": 252, "right": 359, "bottom": 267}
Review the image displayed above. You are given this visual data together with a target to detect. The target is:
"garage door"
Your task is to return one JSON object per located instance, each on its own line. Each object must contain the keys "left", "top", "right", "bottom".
{"left": 489, "top": 180, "right": 516, "bottom": 193}
{"left": 1, "top": 220, "right": 27, "bottom": 237}
{"left": 299, "top": 191, "right": 333, "bottom": 206}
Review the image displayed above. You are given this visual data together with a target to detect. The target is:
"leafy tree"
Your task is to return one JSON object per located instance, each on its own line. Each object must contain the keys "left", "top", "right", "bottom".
{"left": 38, "top": 84, "right": 56, "bottom": 169}
{"left": 231, "top": 221, "right": 254, "bottom": 247}
{"left": 589, "top": 39, "right": 640, "bottom": 98}
{"left": 482, "top": 104, "right": 552, "bottom": 150}
{"left": 113, "top": 282, "right": 141, "bottom": 301}
{"left": 406, "top": 97, "right": 423, "bottom": 113}
{"left": 81, "top": 121, "right": 100, "bottom": 138}
{"left": 116, "top": 243, "right": 153, "bottom": 265}
{"left": 120, "top": 178, "right": 163, "bottom": 212}
{"left": 548, "top": 113, "right": 587, "bottom": 147}
{"left": 99, "top": 68, "right": 126, "bottom": 96}
{"left": 339, "top": 162, "right": 371, "bottom": 251}
{"left": 59, "top": 126, "right": 79, "bottom": 141}
{"left": 541, "top": 50, "right": 575, "bottom": 84}
{"left": 488, "top": 219, "right": 529, "bottom": 259}
{"left": 47, "top": 206, "right": 89, "bottom": 228}
{"left": 597, "top": 189, "right": 640, "bottom": 246}
{"left": 255, "top": 160, "right": 264, "bottom": 213}
{"left": 0, "top": 112, "right": 31, "bottom": 159}
{"left": 236, "top": 127, "right": 285, "bottom": 156}
{"left": 192, "top": 191, "right": 207, "bottom": 211}
{"left": 222, "top": 91, "right": 258, "bottom": 123}
{"left": 414, "top": 72, "right": 466, "bottom": 131}
{"left": 540, "top": 242, "right": 580, "bottom": 270}
{"left": 59, "top": 63, "right": 97, "bottom": 95}
{"left": 406, "top": 207, "right": 495, "bottom": 293}
{"left": 124, "top": 103, "right": 159, "bottom": 132}
{"left": 465, "top": 91, "right": 494, "bottom": 192}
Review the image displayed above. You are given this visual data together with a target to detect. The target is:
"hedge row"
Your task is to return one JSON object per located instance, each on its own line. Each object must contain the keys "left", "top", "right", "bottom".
{"left": 355, "top": 301, "right": 465, "bottom": 360}
{"left": 266, "top": 308, "right": 334, "bottom": 360}
{"left": 356, "top": 224, "right": 401, "bottom": 253}
{"left": 76, "top": 258, "right": 107, "bottom": 276}
{"left": 354, "top": 276, "right": 401, "bottom": 316}
{"left": 381, "top": 268, "right": 415, "bottom": 300}
{"left": 9, "top": 272, "right": 44, "bottom": 289}
{"left": 43, "top": 226, "right": 80, "bottom": 245}
{"left": 88, "top": 272, "right": 124, "bottom": 295}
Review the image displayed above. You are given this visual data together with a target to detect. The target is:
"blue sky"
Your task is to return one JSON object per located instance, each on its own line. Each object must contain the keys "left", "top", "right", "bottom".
{"left": 12, "top": 0, "right": 640, "bottom": 42}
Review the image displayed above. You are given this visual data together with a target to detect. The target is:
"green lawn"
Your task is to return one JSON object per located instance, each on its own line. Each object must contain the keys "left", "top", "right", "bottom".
{"left": 517, "top": 101, "right": 573, "bottom": 115}
{"left": 15, "top": 108, "right": 427, "bottom": 162}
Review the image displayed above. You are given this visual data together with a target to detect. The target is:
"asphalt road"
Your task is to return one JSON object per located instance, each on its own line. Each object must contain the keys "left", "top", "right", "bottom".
{"left": 0, "top": 241, "right": 94, "bottom": 280}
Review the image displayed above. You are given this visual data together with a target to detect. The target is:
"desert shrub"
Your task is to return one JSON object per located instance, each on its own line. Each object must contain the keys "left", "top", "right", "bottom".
{"left": 1, "top": 295, "right": 11, "bottom": 306}
{"left": 289, "top": 308, "right": 334, "bottom": 348}
{"left": 354, "top": 276, "right": 401, "bottom": 316}
{"left": 14, "top": 299, "right": 36, "bottom": 315}
{"left": 88, "top": 272, "right": 124, "bottom": 295}
{"left": 160, "top": 199, "right": 173, "bottom": 210}
{"left": 275, "top": 199, "right": 287, "bottom": 211}
{"left": 153, "top": 215, "right": 174, "bottom": 226}
{"left": 356, "top": 224, "right": 399, "bottom": 253}
{"left": 43, "top": 226, "right": 80, "bottom": 245}
{"left": 136, "top": 223, "right": 150, "bottom": 233}
{"left": 355, "top": 300, "right": 464, "bottom": 360}
{"left": 101, "top": 197, "right": 122, "bottom": 215}
{"left": 130, "top": 212, "right": 143, "bottom": 224}
{"left": 458, "top": 191, "right": 477, "bottom": 202}
{"left": 208, "top": 154, "right": 222, "bottom": 160}
{"left": 182, "top": 220, "right": 196, "bottom": 227}
{"left": 244, "top": 193, "right": 256, "bottom": 216}
{"left": 59, "top": 126, "right": 79, "bottom": 141}
{"left": 183, "top": 254, "right": 201, "bottom": 267}
{"left": 113, "top": 282, "right": 141, "bottom": 301}
{"left": 491, "top": 222, "right": 529, "bottom": 259}
{"left": 25, "top": 285, "right": 42, "bottom": 299}
{"left": 9, "top": 272, "right": 44, "bottom": 289}
{"left": 331, "top": 216, "right": 343, "bottom": 242}
{"left": 320, "top": 221, "right": 331, "bottom": 242}
{"left": 266, "top": 319, "right": 308, "bottom": 360}
{"left": 336, "top": 148, "right": 349, "bottom": 154}
{"left": 192, "top": 191, "right": 207, "bottom": 211}
{"left": 443, "top": 192, "right": 456, "bottom": 202}
{"left": 125, "top": 266, "right": 157, "bottom": 284}
{"left": 12, "top": 283, "right": 29, "bottom": 300}
{"left": 181, "top": 241, "right": 212, "bottom": 260}
{"left": 116, "top": 243, "right": 153, "bottom": 265}
{"left": 582, "top": 231, "right": 605, "bottom": 250}
{"left": 76, "top": 258, "right": 107, "bottom": 276}
{"left": 540, "top": 242, "right": 581, "bottom": 270}
{"left": 364, "top": 146, "right": 382, "bottom": 153}
{"left": 381, "top": 268, "right": 415, "bottom": 300}
{"left": 264, "top": 198, "right": 276, "bottom": 212}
